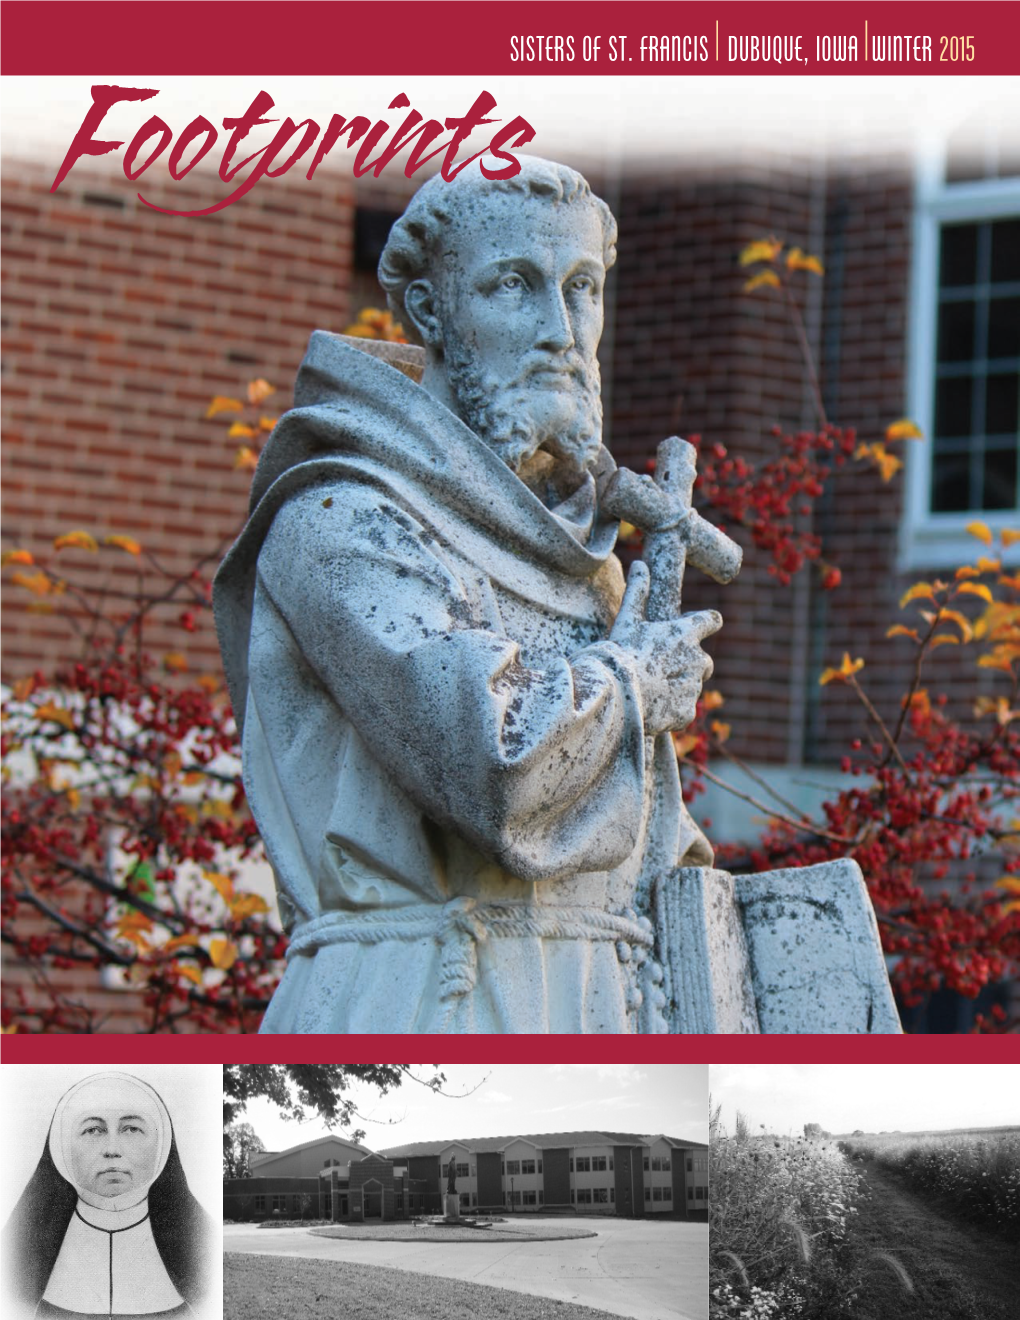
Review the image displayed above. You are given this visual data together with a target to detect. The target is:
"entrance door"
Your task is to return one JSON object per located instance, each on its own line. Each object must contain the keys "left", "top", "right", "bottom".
{"left": 363, "top": 1190, "right": 382, "bottom": 1218}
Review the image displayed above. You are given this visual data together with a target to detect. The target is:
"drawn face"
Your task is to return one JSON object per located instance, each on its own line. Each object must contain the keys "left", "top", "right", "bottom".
{"left": 67, "top": 1105, "right": 160, "bottom": 1198}
{"left": 439, "top": 192, "right": 607, "bottom": 474}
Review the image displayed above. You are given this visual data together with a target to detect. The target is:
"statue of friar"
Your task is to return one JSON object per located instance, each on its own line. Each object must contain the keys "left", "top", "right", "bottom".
{"left": 214, "top": 156, "right": 901, "bottom": 1035}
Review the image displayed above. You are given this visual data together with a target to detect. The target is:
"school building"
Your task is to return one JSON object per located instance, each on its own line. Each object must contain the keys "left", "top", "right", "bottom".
{"left": 222, "top": 1129, "right": 709, "bottom": 1222}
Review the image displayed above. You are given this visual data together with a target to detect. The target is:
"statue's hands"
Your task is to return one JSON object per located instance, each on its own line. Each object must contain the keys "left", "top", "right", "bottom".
{"left": 609, "top": 560, "right": 722, "bottom": 736}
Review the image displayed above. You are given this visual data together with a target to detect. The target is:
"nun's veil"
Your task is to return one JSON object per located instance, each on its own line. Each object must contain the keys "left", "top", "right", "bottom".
{"left": 2, "top": 1072, "right": 212, "bottom": 1311}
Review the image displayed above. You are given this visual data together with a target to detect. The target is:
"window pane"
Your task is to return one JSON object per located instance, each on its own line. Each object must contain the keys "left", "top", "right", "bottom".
{"left": 983, "top": 445, "right": 1019, "bottom": 510}
{"left": 988, "top": 297, "right": 1020, "bottom": 359}
{"left": 940, "top": 224, "right": 978, "bottom": 287}
{"left": 986, "top": 372, "right": 1020, "bottom": 433}
{"left": 935, "top": 376, "right": 973, "bottom": 437}
{"left": 937, "top": 300, "right": 975, "bottom": 362}
{"left": 931, "top": 451, "right": 973, "bottom": 512}
{"left": 990, "top": 219, "right": 1020, "bottom": 282}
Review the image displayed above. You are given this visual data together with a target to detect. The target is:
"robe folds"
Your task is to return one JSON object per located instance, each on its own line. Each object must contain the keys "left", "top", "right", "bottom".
{"left": 214, "top": 333, "right": 706, "bottom": 1033}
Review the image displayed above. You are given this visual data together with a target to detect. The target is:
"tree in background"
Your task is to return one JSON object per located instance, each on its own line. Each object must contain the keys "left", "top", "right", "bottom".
{"left": 223, "top": 1121, "right": 266, "bottom": 1180}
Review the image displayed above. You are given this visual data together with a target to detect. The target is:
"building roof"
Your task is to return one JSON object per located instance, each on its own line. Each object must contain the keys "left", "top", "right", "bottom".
{"left": 380, "top": 1131, "right": 707, "bottom": 1159}
{"left": 250, "top": 1133, "right": 378, "bottom": 1169}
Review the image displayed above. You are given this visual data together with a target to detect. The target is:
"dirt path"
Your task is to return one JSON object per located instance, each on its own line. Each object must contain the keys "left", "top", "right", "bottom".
{"left": 850, "top": 1158, "right": 1019, "bottom": 1320}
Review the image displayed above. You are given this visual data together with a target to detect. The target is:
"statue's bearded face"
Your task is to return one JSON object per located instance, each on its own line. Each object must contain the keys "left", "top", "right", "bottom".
{"left": 436, "top": 194, "right": 606, "bottom": 476}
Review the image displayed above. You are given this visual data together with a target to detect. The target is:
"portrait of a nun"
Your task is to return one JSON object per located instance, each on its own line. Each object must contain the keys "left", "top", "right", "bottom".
{"left": 3, "top": 1071, "right": 214, "bottom": 1318}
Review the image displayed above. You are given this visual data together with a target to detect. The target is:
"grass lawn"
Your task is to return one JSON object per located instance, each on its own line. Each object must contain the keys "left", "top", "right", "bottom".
{"left": 309, "top": 1220, "right": 596, "bottom": 1243}
{"left": 224, "top": 1253, "right": 620, "bottom": 1319}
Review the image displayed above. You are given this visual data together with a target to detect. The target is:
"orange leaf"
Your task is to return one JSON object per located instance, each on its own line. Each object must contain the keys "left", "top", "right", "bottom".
{"left": 227, "top": 421, "right": 257, "bottom": 439}
{"left": 11, "top": 569, "right": 52, "bottom": 596}
{"left": 884, "top": 418, "right": 924, "bottom": 442}
{"left": 785, "top": 247, "right": 824, "bottom": 275}
{"left": 234, "top": 446, "right": 259, "bottom": 472}
{"left": 743, "top": 270, "right": 781, "bottom": 292}
{"left": 247, "top": 378, "right": 275, "bottom": 406}
{"left": 739, "top": 237, "right": 783, "bottom": 266}
{"left": 977, "top": 653, "right": 1016, "bottom": 673}
{"left": 903, "top": 690, "right": 931, "bottom": 717}
{"left": 955, "top": 565, "right": 980, "bottom": 580}
{"left": 710, "top": 720, "right": 732, "bottom": 744}
{"left": 229, "top": 891, "right": 270, "bottom": 920}
{"left": 259, "top": 416, "right": 278, "bottom": 432}
{"left": 900, "top": 582, "right": 935, "bottom": 608}
{"left": 999, "top": 573, "right": 1020, "bottom": 591}
{"left": 955, "top": 582, "right": 993, "bottom": 603}
{"left": 209, "top": 938, "right": 237, "bottom": 971}
{"left": 53, "top": 530, "right": 97, "bottom": 552}
{"left": 937, "top": 609, "right": 974, "bottom": 642}
{"left": 163, "top": 652, "right": 188, "bottom": 673}
{"left": 673, "top": 733, "right": 699, "bottom": 757}
{"left": 995, "top": 876, "right": 1020, "bottom": 894}
{"left": 205, "top": 395, "right": 244, "bottom": 419}
{"left": 163, "top": 934, "right": 201, "bottom": 953}
{"left": 182, "top": 770, "right": 205, "bottom": 786}
{"left": 12, "top": 675, "right": 36, "bottom": 701}
{"left": 1, "top": 548, "right": 34, "bottom": 567}
{"left": 966, "top": 520, "right": 993, "bottom": 546}
{"left": 34, "top": 701, "right": 75, "bottom": 730}
{"left": 177, "top": 964, "right": 204, "bottom": 986}
{"left": 820, "top": 653, "right": 865, "bottom": 685}
{"left": 1002, "top": 529, "right": 1020, "bottom": 547}
{"left": 929, "top": 634, "right": 959, "bottom": 649}
{"left": 702, "top": 690, "right": 725, "bottom": 711}
{"left": 203, "top": 870, "right": 235, "bottom": 903}
{"left": 103, "top": 534, "right": 142, "bottom": 556}
{"left": 886, "top": 625, "right": 920, "bottom": 641}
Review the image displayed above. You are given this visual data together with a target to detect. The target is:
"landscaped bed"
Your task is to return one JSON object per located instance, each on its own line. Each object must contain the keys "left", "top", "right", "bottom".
{"left": 224, "top": 1253, "right": 618, "bottom": 1319}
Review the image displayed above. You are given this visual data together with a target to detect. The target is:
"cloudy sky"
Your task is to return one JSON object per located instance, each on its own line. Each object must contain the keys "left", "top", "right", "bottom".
{"left": 711, "top": 1065, "right": 1019, "bottom": 1138}
{"left": 236, "top": 1064, "right": 707, "bottom": 1154}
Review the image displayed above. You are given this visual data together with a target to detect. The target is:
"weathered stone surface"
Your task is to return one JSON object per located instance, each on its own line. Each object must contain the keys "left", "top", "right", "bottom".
{"left": 735, "top": 861, "right": 902, "bottom": 1034}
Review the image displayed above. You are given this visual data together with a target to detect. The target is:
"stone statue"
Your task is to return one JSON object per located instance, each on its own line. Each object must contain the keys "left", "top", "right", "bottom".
{"left": 214, "top": 156, "right": 900, "bottom": 1034}
{"left": 446, "top": 1162, "right": 457, "bottom": 1196}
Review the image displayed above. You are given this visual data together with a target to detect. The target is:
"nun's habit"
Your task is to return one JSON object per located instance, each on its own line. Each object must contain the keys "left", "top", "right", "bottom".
{"left": 3, "top": 1073, "right": 213, "bottom": 1319}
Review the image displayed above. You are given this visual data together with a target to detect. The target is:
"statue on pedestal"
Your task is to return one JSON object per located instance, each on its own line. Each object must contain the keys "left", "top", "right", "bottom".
{"left": 214, "top": 156, "right": 900, "bottom": 1034}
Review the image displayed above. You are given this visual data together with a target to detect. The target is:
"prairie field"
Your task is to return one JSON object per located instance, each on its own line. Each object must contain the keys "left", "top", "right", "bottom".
{"left": 711, "top": 1117, "right": 1020, "bottom": 1320}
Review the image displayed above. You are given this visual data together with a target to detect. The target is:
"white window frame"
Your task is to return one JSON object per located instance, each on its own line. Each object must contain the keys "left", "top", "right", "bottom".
{"left": 902, "top": 148, "right": 1020, "bottom": 570}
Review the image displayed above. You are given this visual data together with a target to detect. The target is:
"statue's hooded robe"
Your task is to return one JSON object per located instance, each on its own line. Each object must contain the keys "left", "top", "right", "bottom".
{"left": 214, "top": 333, "right": 707, "bottom": 1033}
{"left": 3, "top": 1073, "right": 213, "bottom": 1319}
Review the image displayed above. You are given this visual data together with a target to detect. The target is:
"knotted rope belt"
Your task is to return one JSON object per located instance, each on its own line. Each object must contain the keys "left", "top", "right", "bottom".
{"left": 285, "top": 896, "right": 656, "bottom": 1005}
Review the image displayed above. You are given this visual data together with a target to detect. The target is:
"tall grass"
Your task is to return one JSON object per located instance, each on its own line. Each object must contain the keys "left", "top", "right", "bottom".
{"left": 840, "top": 1129, "right": 1020, "bottom": 1231}
{"left": 710, "top": 1107, "right": 864, "bottom": 1319}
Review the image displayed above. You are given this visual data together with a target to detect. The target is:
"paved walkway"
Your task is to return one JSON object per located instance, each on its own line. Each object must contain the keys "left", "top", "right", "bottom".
{"left": 224, "top": 1216, "right": 707, "bottom": 1320}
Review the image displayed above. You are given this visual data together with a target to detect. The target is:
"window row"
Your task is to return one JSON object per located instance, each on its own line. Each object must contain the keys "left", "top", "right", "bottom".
{"left": 686, "top": 1155, "right": 708, "bottom": 1173}
{"left": 503, "top": 1159, "right": 541, "bottom": 1175}
{"left": 643, "top": 1156, "right": 672, "bottom": 1172}
{"left": 506, "top": 1190, "right": 543, "bottom": 1205}
{"left": 444, "top": 1162, "right": 473, "bottom": 1178}
{"left": 574, "top": 1187, "right": 613, "bottom": 1203}
{"left": 644, "top": 1187, "right": 672, "bottom": 1202}
{"left": 688, "top": 1185, "right": 708, "bottom": 1201}
{"left": 571, "top": 1155, "right": 610, "bottom": 1172}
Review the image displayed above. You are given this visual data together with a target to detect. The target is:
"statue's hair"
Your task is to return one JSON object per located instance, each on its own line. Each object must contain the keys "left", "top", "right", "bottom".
{"left": 378, "top": 156, "right": 617, "bottom": 322}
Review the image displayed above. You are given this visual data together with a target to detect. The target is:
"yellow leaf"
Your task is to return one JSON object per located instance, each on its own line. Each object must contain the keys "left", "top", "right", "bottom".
{"left": 65, "top": 787, "right": 81, "bottom": 811}
{"left": 999, "top": 573, "right": 1020, "bottom": 591}
{"left": 11, "top": 569, "right": 52, "bottom": 596}
{"left": 974, "top": 557, "right": 1001, "bottom": 574}
{"left": 196, "top": 674, "right": 221, "bottom": 694}
{"left": 229, "top": 891, "right": 270, "bottom": 920}
{"left": 900, "top": 581, "right": 935, "bottom": 608}
{"left": 119, "top": 929, "right": 152, "bottom": 952}
{"left": 1, "top": 1024, "right": 18, "bottom": 1033}
{"left": 259, "top": 416, "right": 278, "bottom": 432}
{"left": 739, "top": 237, "right": 783, "bottom": 266}
{"left": 163, "top": 652, "right": 188, "bottom": 674}
{"left": 955, "top": 565, "right": 980, "bottom": 579}
{"left": 53, "top": 530, "right": 98, "bottom": 552}
{"left": 702, "top": 690, "right": 726, "bottom": 711}
{"left": 937, "top": 609, "right": 974, "bottom": 642}
{"left": 672, "top": 732, "right": 699, "bottom": 757}
{"left": 1, "top": 548, "right": 34, "bottom": 567}
{"left": 978, "top": 652, "right": 1016, "bottom": 673}
{"left": 205, "top": 395, "right": 244, "bottom": 419}
{"left": 929, "top": 634, "right": 959, "bottom": 649}
{"left": 995, "top": 876, "right": 1020, "bottom": 894}
{"left": 162, "top": 750, "right": 183, "bottom": 777}
{"left": 228, "top": 421, "right": 257, "bottom": 439}
{"left": 820, "top": 653, "right": 865, "bottom": 685}
{"left": 743, "top": 270, "right": 781, "bottom": 292}
{"left": 955, "top": 582, "right": 993, "bottom": 603}
{"left": 177, "top": 964, "right": 204, "bottom": 986}
{"left": 786, "top": 247, "right": 825, "bottom": 275}
{"left": 209, "top": 938, "right": 237, "bottom": 971}
{"left": 234, "top": 446, "right": 259, "bottom": 472}
{"left": 1002, "top": 529, "right": 1020, "bottom": 547}
{"left": 181, "top": 770, "right": 205, "bottom": 786}
{"left": 12, "top": 675, "right": 36, "bottom": 701}
{"left": 247, "top": 378, "right": 275, "bottom": 406}
{"left": 26, "top": 601, "right": 55, "bottom": 614}
{"left": 884, "top": 419, "right": 924, "bottom": 442}
{"left": 103, "top": 534, "right": 142, "bottom": 556}
{"left": 886, "top": 625, "right": 920, "bottom": 641}
{"left": 116, "top": 910, "right": 153, "bottom": 935}
{"left": 860, "top": 442, "right": 902, "bottom": 481}
{"left": 203, "top": 870, "right": 235, "bottom": 903}
{"left": 35, "top": 701, "right": 75, "bottom": 731}
{"left": 710, "top": 720, "right": 732, "bottom": 744}
{"left": 966, "top": 520, "right": 993, "bottom": 546}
